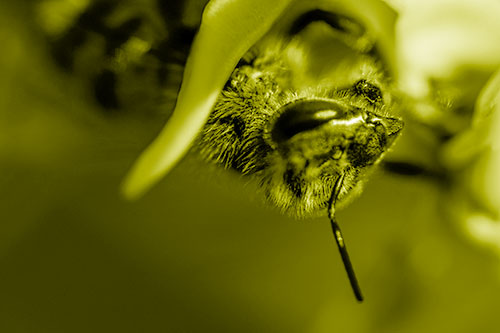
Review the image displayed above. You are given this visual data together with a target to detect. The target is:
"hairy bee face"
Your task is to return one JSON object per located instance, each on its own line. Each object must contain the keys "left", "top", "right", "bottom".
{"left": 197, "top": 13, "right": 403, "bottom": 217}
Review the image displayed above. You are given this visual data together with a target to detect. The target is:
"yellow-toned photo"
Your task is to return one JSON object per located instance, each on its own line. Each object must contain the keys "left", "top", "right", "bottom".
{"left": 1, "top": 0, "right": 499, "bottom": 332}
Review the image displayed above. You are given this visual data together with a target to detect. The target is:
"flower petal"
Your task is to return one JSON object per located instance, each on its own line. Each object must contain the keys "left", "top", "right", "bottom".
{"left": 121, "top": 0, "right": 397, "bottom": 199}
{"left": 121, "top": 0, "right": 294, "bottom": 199}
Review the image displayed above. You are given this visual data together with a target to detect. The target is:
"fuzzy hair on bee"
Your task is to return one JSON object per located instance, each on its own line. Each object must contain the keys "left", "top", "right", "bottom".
{"left": 197, "top": 18, "right": 403, "bottom": 218}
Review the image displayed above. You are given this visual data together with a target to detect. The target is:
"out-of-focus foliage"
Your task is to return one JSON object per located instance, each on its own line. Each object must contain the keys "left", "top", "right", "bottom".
{"left": 390, "top": 0, "right": 500, "bottom": 261}
{"left": 1, "top": 1, "right": 500, "bottom": 333}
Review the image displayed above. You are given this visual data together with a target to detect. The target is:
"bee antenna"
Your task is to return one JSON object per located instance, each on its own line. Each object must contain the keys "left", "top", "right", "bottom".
{"left": 328, "top": 173, "right": 364, "bottom": 302}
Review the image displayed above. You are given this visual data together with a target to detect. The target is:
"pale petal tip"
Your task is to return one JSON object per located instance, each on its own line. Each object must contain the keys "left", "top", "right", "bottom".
{"left": 120, "top": 170, "right": 150, "bottom": 201}
{"left": 120, "top": 155, "right": 165, "bottom": 201}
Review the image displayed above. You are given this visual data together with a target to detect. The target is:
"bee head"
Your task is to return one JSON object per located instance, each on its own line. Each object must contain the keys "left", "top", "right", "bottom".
{"left": 193, "top": 6, "right": 402, "bottom": 217}
{"left": 263, "top": 98, "right": 403, "bottom": 215}
{"left": 270, "top": 99, "right": 403, "bottom": 162}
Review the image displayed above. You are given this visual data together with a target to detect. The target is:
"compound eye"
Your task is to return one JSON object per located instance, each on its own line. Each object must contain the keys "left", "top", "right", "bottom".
{"left": 354, "top": 79, "right": 383, "bottom": 104}
{"left": 271, "top": 99, "right": 347, "bottom": 144}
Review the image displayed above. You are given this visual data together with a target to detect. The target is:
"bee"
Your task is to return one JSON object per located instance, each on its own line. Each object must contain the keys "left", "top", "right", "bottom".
{"left": 198, "top": 28, "right": 403, "bottom": 219}
{"left": 38, "top": 0, "right": 404, "bottom": 302}
{"left": 195, "top": 8, "right": 403, "bottom": 301}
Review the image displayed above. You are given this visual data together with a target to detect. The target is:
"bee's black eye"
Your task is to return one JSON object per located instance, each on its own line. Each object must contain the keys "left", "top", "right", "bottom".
{"left": 354, "top": 79, "right": 382, "bottom": 104}
{"left": 271, "top": 99, "right": 347, "bottom": 143}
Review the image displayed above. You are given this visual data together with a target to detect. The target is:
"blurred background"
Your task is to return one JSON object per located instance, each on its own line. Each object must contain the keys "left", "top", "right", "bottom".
{"left": 1, "top": 1, "right": 500, "bottom": 332}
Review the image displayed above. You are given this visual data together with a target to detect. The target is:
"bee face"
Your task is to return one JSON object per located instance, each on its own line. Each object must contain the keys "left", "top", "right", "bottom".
{"left": 197, "top": 12, "right": 404, "bottom": 217}
{"left": 263, "top": 99, "right": 403, "bottom": 216}
{"left": 269, "top": 100, "right": 402, "bottom": 172}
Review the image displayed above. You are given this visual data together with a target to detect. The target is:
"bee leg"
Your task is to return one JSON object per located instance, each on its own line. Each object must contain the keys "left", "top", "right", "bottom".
{"left": 382, "top": 161, "right": 449, "bottom": 184}
{"left": 328, "top": 173, "right": 364, "bottom": 302}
